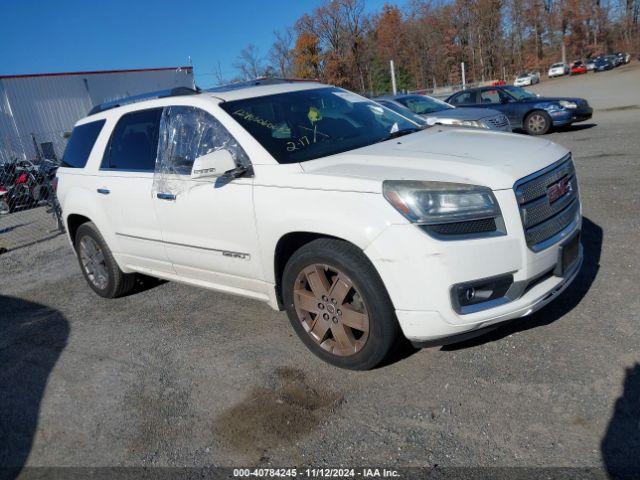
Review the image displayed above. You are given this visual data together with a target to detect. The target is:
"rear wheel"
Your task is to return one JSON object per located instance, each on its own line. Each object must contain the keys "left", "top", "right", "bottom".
{"left": 282, "top": 238, "right": 400, "bottom": 370}
{"left": 75, "top": 222, "right": 135, "bottom": 298}
{"left": 525, "top": 110, "right": 551, "bottom": 135}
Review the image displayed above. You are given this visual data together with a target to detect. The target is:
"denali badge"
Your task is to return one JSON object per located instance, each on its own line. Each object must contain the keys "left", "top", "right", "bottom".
{"left": 547, "top": 177, "right": 571, "bottom": 203}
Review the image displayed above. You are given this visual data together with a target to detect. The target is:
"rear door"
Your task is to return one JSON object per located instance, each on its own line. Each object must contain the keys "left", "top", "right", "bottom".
{"left": 97, "top": 108, "right": 172, "bottom": 273}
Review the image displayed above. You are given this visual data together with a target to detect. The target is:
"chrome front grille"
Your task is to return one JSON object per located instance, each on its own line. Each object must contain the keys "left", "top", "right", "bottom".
{"left": 514, "top": 155, "right": 580, "bottom": 251}
{"left": 485, "top": 114, "right": 510, "bottom": 130}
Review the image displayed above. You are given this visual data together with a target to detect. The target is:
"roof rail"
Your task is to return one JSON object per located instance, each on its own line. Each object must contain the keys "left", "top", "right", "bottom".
{"left": 205, "top": 77, "right": 318, "bottom": 93}
{"left": 87, "top": 86, "right": 200, "bottom": 115}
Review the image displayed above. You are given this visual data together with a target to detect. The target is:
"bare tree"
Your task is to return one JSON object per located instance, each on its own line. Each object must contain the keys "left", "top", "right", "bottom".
{"left": 234, "top": 44, "right": 263, "bottom": 80}
{"left": 213, "top": 61, "right": 226, "bottom": 85}
{"left": 270, "top": 28, "right": 294, "bottom": 77}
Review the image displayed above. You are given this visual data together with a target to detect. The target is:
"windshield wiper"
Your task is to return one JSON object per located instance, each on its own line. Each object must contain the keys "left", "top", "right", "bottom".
{"left": 381, "top": 127, "right": 422, "bottom": 142}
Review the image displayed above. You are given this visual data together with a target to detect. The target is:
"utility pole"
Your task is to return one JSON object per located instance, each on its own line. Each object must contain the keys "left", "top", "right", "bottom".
{"left": 461, "top": 62, "right": 466, "bottom": 89}
{"left": 390, "top": 60, "right": 397, "bottom": 95}
{"left": 561, "top": 42, "right": 566, "bottom": 65}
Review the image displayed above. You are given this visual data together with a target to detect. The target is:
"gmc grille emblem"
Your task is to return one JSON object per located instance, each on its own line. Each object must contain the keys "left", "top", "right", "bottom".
{"left": 547, "top": 177, "right": 571, "bottom": 203}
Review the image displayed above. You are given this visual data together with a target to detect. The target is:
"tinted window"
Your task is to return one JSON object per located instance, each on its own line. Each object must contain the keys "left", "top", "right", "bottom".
{"left": 375, "top": 100, "right": 427, "bottom": 126}
{"left": 449, "top": 91, "right": 476, "bottom": 106}
{"left": 480, "top": 90, "right": 501, "bottom": 104}
{"left": 396, "top": 95, "right": 453, "bottom": 114}
{"left": 61, "top": 120, "right": 106, "bottom": 168}
{"left": 220, "top": 87, "right": 418, "bottom": 164}
{"left": 102, "top": 109, "right": 162, "bottom": 171}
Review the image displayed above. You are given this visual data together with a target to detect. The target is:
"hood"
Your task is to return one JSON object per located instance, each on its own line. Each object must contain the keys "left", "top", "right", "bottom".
{"left": 421, "top": 107, "right": 502, "bottom": 121}
{"left": 299, "top": 127, "right": 569, "bottom": 192}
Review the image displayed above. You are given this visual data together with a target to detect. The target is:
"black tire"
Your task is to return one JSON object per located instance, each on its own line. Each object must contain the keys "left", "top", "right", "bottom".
{"left": 282, "top": 238, "right": 400, "bottom": 370}
{"left": 74, "top": 222, "right": 136, "bottom": 298}
{"left": 524, "top": 110, "right": 552, "bottom": 135}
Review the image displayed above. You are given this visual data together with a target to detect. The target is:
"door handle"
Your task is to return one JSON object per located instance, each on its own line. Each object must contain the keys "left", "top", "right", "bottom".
{"left": 97, "top": 188, "right": 110, "bottom": 195}
{"left": 156, "top": 192, "right": 176, "bottom": 201}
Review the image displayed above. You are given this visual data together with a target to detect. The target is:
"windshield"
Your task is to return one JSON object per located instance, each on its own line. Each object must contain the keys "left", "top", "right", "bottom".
{"left": 551, "top": 63, "right": 564, "bottom": 68}
{"left": 501, "top": 86, "right": 537, "bottom": 100}
{"left": 375, "top": 100, "right": 428, "bottom": 126}
{"left": 220, "top": 87, "right": 419, "bottom": 164}
{"left": 395, "top": 95, "right": 453, "bottom": 115}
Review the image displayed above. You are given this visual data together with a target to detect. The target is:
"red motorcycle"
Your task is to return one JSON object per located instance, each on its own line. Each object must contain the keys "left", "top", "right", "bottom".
{"left": 0, "top": 164, "right": 36, "bottom": 215}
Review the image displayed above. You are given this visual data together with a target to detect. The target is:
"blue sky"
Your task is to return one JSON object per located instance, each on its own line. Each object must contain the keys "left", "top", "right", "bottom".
{"left": 0, "top": 0, "right": 405, "bottom": 88}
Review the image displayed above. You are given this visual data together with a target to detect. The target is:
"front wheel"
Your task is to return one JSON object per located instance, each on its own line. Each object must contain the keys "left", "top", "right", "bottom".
{"left": 282, "top": 238, "right": 400, "bottom": 370}
{"left": 525, "top": 110, "right": 552, "bottom": 135}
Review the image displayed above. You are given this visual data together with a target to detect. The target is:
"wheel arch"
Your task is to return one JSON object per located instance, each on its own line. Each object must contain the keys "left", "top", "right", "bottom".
{"left": 67, "top": 213, "right": 92, "bottom": 245}
{"left": 273, "top": 231, "right": 353, "bottom": 308}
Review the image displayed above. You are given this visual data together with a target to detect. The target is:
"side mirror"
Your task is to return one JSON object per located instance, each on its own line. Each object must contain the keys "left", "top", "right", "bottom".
{"left": 191, "top": 149, "right": 236, "bottom": 179}
{"left": 500, "top": 97, "right": 511, "bottom": 104}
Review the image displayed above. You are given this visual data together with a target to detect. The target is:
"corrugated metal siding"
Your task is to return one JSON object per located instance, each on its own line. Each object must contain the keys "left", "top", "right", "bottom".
{"left": 0, "top": 68, "right": 194, "bottom": 162}
{"left": 85, "top": 68, "right": 194, "bottom": 104}
{"left": 0, "top": 82, "right": 26, "bottom": 163}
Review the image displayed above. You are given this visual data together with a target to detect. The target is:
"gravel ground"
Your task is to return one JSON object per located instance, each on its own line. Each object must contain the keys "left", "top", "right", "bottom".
{"left": 1, "top": 63, "right": 639, "bottom": 476}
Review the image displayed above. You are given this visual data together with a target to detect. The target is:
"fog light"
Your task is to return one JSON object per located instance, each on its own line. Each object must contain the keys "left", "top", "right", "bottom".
{"left": 452, "top": 273, "right": 514, "bottom": 314}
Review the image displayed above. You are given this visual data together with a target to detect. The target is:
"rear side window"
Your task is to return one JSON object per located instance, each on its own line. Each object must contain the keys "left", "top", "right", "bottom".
{"left": 449, "top": 91, "right": 476, "bottom": 106}
{"left": 102, "top": 108, "right": 162, "bottom": 171}
{"left": 61, "top": 120, "right": 106, "bottom": 168}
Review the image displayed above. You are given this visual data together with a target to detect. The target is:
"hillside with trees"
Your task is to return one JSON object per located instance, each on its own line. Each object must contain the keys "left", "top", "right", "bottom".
{"left": 229, "top": 0, "right": 639, "bottom": 95}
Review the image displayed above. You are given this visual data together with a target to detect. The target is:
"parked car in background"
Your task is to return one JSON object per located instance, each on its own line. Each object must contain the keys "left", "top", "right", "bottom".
{"left": 586, "top": 59, "right": 596, "bottom": 71}
{"left": 375, "top": 94, "right": 511, "bottom": 132}
{"left": 617, "top": 52, "right": 631, "bottom": 64}
{"left": 570, "top": 61, "right": 587, "bottom": 75}
{"left": 609, "top": 54, "right": 622, "bottom": 67}
{"left": 56, "top": 80, "right": 583, "bottom": 369}
{"left": 446, "top": 85, "right": 593, "bottom": 135}
{"left": 548, "top": 62, "right": 569, "bottom": 77}
{"left": 514, "top": 71, "right": 540, "bottom": 87}
{"left": 372, "top": 99, "right": 429, "bottom": 127}
{"left": 594, "top": 56, "right": 614, "bottom": 72}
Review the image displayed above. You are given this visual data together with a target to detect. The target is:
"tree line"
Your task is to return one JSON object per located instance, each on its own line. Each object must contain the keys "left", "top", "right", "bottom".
{"left": 224, "top": 0, "right": 639, "bottom": 95}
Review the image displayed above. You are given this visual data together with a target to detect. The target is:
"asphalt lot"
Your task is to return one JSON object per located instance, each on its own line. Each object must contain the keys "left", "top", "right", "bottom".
{"left": 1, "top": 62, "right": 639, "bottom": 475}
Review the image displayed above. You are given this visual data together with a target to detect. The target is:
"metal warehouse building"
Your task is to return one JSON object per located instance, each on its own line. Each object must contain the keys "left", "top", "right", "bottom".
{"left": 0, "top": 66, "right": 194, "bottom": 163}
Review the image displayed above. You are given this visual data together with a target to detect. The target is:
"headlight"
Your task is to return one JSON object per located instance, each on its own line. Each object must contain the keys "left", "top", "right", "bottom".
{"left": 559, "top": 100, "right": 577, "bottom": 109}
{"left": 447, "top": 119, "right": 488, "bottom": 129}
{"left": 382, "top": 180, "right": 501, "bottom": 225}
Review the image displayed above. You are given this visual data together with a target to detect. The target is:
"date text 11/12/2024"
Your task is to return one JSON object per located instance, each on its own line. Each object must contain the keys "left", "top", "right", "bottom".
{"left": 232, "top": 467, "right": 401, "bottom": 478}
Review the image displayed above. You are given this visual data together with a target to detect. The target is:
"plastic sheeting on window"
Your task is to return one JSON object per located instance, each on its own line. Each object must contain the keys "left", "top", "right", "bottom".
{"left": 153, "top": 106, "right": 250, "bottom": 195}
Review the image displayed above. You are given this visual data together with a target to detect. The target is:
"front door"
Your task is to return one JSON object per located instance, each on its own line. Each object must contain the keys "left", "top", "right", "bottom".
{"left": 152, "top": 106, "right": 265, "bottom": 295}
{"left": 478, "top": 89, "right": 519, "bottom": 126}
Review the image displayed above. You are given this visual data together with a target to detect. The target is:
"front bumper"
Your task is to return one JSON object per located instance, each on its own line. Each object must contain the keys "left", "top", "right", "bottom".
{"left": 549, "top": 107, "right": 593, "bottom": 126}
{"left": 364, "top": 189, "right": 583, "bottom": 343}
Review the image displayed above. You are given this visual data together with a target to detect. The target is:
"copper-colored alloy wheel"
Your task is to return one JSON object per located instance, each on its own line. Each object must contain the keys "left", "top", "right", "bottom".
{"left": 293, "top": 264, "right": 370, "bottom": 356}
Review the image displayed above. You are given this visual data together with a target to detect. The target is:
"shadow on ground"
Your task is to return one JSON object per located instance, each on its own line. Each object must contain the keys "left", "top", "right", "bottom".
{"left": 602, "top": 364, "right": 640, "bottom": 479}
{"left": 556, "top": 123, "right": 598, "bottom": 132}
{"left": 442, "top": 216, "right": 602, "bottom": 351}
{"left": 0, "top": 296, "right": 69, "bottom": 480}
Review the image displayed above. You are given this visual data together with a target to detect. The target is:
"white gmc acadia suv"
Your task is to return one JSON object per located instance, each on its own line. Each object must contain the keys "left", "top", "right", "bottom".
{"left": 57, "top": 80, "right": 583, "bottom": 370}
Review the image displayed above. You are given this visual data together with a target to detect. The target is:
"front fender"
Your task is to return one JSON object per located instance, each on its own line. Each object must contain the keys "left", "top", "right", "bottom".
{"left": 253, "top": 185, "right": 405, "bottom": 284}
